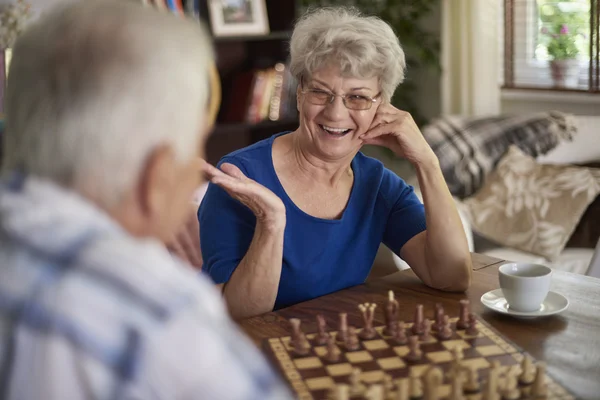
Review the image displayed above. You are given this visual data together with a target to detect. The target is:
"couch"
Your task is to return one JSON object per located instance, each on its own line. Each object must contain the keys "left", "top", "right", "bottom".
{"left": 392, "top": 115, "right": 600, "bottom": 277}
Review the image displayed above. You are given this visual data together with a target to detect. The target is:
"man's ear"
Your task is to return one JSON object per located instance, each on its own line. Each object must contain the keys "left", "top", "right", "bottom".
{"left": 137, "top": 145, "right": 175, "bottom": 219}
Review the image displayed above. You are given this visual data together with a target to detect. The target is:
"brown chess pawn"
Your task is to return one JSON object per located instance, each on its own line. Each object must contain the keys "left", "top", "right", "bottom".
{"left": 420, "top": 318, "right": 433, "bottom": 342}
{"left": 465, "top": 313, "right": 479, "bottom": 336}
{"left": 326, "top": 334, "right": 341, "bottom": 362}
{"left": 393, "top": 321, "right": 408, "bottom": 345}
{"left": 338, "top": 313, "right": 349, "bottom": 343}
{"left": 456, "top": 299, "right": 470, "bottom": 330}
{"left": 437, "top": 315, "right": 453, "bottom": 340}
{"left": 345, "top": 326, "right": 360, "bottom": 351}
{"left": 315, "top": 314, "right": 330, "bottom": 345}
{"left": 405, "top": 335, "right": 422, "bottom": 361}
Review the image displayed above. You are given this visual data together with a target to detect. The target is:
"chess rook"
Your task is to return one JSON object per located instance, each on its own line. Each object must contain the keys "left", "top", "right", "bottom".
{"left": 316, "top": 314, "right": 330, "bottom": 345}
{"left": 434, "top": 303, "right": 444, "bottom": 332}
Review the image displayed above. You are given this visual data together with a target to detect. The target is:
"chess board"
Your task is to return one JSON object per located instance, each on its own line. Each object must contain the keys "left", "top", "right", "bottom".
{"left": 263, "top": 316, "right": 574, "bottom": 400}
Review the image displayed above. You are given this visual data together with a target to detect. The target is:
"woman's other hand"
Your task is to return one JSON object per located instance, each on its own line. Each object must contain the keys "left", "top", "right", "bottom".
{"left": 203, "top": 162, "right": 286, "bottom": 229}
{"left": 360, "top": 104, "right": 437, "bottom": 168}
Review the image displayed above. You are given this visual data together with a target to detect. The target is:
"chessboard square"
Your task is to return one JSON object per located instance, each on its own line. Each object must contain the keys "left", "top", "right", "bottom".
{"left": 326, "top": 363, "right": 353, "bottom": 376}
{"left": 441, "top": 340, "right": 471, "bottom": 351}
{"left": 361, "top": 370, "right": 384, "bottom": 383}
{"left": 305, "top": 376, "right": 335, "bottom": 390}
{"left": 363, "top": 339, "right": 389, "bottom": 351}
{"left": 426, "top": 350, "right": 453, "bottom": 363}
{"left": 457, "top": 330, "right": 483, "bottom": 339}
{"left": 306, "top": 333, "right": 316, "bottom": 340}
{"left": 294, "top": 357, "right": 322, "bottom": 369}
{"left": 346, "top": 351, "right": 373, "bottom": 363}
{"left": 268, "top": 338, "right": 281, "bottom": 344}
{"left": 314, "top": 346, "right": 327, "bottom": 357}
{"left": 461, "top": 357, "right": 490, "bottom": 370}
{"left": 409, "top": 364, "right": 432, "bottom": 377}
{"left": 393, "top": 346, "right": 409, "bottom": 357}
{"left": 476, "top": 345, "right": 506, "bottom": 357}
{"left": 275, "top": 351, "right": 289, "bottom": 361}
{"left": 377, "top": 357, "right": 405, "bottom": 370}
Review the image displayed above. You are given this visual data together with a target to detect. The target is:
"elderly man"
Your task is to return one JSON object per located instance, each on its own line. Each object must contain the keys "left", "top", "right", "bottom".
{"left": 0, "top": 1, "right": 292, "bottom": 399}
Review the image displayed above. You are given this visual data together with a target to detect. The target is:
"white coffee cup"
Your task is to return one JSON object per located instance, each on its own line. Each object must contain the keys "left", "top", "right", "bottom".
{"left": 498, "top": 263, "right": 552, "bottom": 312}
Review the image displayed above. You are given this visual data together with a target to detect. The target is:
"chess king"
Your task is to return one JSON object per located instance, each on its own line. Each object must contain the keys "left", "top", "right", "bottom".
{"left": 195, "top": 6, "right": 473, "bottom": 319}
{"left": 0, "top": 1, "right": 294, "bottom": 399}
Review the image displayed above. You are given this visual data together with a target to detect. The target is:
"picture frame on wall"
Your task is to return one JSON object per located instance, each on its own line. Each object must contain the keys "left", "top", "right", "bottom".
{"left": 207, "top": 0, "right": 269, "bottom": 37}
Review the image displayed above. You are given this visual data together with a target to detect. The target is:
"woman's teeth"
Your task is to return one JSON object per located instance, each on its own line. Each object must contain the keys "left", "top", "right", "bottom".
{"left": 320, "top": 125, "right": 351, "bottom": 135}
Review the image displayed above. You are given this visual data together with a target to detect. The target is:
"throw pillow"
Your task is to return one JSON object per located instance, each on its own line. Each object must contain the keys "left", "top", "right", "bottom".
{"left": 422, "top": 111, "right": 578, "bottom": 199}
{"left": 461, "top": 146, "right": 600, "bottom": 261}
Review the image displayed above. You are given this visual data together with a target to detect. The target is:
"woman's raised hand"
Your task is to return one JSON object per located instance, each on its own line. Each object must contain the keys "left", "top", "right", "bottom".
{"left": 203, "top": 162, "right": 286, "bottom": 228}
{"left": 360, "top": 104, "right": 438, "bottom": 168}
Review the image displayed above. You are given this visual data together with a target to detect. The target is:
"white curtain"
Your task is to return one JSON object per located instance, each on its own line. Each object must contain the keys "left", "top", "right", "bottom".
{"left": 441, "top": 0, "right": 501, "bottom": 117}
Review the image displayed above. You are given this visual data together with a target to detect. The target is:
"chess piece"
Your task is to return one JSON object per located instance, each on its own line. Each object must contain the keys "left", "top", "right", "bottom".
{"left": 328, "top": 384, "right": 349, "bottom": 400}
{"left": 359, "top": 303, "right": 378, "bottom": 339}
{"left": 437, "top": 315, "right": 453, "bottom": 340}
{"left": 465, "top": 313, "right": 478, "bottom": 336}
{"left": 423, "top": 366, "right": 443, "bottom": 400}
{"left": 289, "top": 318, "right": 310, "bottom": 355}
{"left": 393, "top": 321, "right": 408, "bottom": 345}
{"left": 420, "top": 318, "right": 433, "bottom": 342}
{"left": 383, "top": 290, "right": 399, "bottom": 336}
{"left": 382, "top": 374, "right": 394, "bottom": 398}
{"left": 411, "top": 304, "right": 424, "bottom": 335}
{"left": 365, "top": 384, "right": 384, "bottom": 400}
{"left": 519, "top": 354, "right": 536, "bottom": 385}
{"left": 433, "top": 303, "right": 444, "bottom": 332}
{"left": 339, "top": 313, "right": 349, "bottom": 343}
{"left": 316, "top": 314, "right": 330, "bottom": 345}
{"left": 457, "top": 299, "right": 470, "bottom": 330}
{"left": 395, "top": 378, "right": 409, "bottom": 400}
{"left": 349, "top": 367, "right": 365, "bottom": 397}
{"left": 326, "top": 334, "right": 341, "bottom": 362}
{"left": 463, "top": 366, "right": 480, "bottom": 393}
{"left": 409, "top": 369, "right": 423, "bottom": 399}
{"left": 345, "top": 326, "right": 360, "bottom": 351}
{"left": 503, "top": 365, "right": 521, "bottom": 400}
{"left": 448, "top": 367, "right": 466, "bottom": 400}
{"left": 531, "top": 362, "right": 548, "bottom": 397}
{"left": 405, "top": 335, "right": 422, "bottom": 361}
{"left": 484, "top": 361, "right": 502, "bottom": 400}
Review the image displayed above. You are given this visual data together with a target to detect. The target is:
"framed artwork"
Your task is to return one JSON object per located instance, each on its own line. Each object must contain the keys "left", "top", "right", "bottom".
{"left": 207, "top": 0, "right": 269, "bottom": 37}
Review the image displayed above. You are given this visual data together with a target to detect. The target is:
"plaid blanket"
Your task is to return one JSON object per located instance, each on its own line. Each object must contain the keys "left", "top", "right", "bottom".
{"left": 422, "top": 111, "right": 578, "bottom": 199}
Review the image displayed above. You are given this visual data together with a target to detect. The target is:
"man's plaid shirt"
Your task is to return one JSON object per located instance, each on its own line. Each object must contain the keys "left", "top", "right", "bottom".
{"left": 0, "top": 175, "right": 292, "bottom": 400}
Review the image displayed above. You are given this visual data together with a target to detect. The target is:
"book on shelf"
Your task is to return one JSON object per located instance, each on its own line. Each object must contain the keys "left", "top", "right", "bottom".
{"left": 224, "top": 63, "right": 297, "bottom": 126}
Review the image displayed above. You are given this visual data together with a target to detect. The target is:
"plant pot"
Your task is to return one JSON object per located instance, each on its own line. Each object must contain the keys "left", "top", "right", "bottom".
{"left": 549, "top": 59, "right": 580, "bottom": 88}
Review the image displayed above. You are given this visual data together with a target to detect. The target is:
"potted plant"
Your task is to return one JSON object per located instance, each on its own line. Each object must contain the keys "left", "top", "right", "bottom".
{"left": 541, "top": 23, "right": 580, "bottom": 88}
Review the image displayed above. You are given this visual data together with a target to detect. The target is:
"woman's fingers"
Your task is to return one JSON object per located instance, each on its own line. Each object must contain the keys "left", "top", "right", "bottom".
{"left": 219, "top": 162, "right": 247, "bottom": 179}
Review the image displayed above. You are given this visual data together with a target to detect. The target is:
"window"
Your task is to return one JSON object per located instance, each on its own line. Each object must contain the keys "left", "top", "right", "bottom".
{"left": 503, "top": 0, "right": 599, "bottom": 92}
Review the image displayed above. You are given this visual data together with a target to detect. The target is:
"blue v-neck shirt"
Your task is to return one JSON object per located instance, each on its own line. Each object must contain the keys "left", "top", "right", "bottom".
{"left": 199, "top": 132, "right": 426, "bottom": 310}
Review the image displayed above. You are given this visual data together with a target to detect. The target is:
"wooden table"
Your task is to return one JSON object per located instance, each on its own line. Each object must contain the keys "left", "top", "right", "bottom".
{"left": 239, "top": 254, "right": 600, "bottom": 399}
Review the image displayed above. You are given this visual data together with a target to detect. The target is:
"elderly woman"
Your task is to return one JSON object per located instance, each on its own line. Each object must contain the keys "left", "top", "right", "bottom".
{"left": 199, "top": 7, "right": 472, "bottom": 319}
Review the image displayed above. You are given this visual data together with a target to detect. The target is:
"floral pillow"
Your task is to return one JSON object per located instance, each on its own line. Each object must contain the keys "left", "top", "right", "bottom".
{"left": 461, "top": 145, "right": 600, "bottom": 261}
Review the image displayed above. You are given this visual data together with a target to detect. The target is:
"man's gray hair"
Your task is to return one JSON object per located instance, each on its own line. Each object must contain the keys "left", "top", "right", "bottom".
{"left": 3, "top": 0, "right": 214, "bottom": 206}
{"left": 289, "top": 7, "right": 406, "bottom": 103}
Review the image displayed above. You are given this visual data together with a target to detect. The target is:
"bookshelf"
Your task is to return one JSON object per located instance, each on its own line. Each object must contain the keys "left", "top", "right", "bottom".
{"left": 198, "top": 0, "right": 300, "bottom": 165}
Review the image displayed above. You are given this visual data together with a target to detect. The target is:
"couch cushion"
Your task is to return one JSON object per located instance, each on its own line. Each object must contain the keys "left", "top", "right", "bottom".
{"left": 481, "top": 247, "right": 594, "bottom": 275}
{"left": 461, "top": 146, "right": 600, "bottom": 261}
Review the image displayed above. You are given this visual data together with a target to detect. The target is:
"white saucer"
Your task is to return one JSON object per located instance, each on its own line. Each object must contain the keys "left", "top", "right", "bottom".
{"left": 480, "top": 289, "right": 569, "bottom": 319}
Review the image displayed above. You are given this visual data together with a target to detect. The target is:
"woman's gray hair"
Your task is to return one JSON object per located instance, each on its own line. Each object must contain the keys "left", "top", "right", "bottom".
{"left": 3, "top": 0, "right": 214, "bottom": 206}
{"left": 289, "top": 7, "right": 406, "bottom": 102}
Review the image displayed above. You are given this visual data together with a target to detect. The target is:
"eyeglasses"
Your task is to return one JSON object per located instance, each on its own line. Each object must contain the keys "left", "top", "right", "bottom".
{"left": 301, "top": 87, "right": 381, "bottom": 110}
